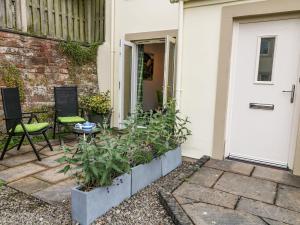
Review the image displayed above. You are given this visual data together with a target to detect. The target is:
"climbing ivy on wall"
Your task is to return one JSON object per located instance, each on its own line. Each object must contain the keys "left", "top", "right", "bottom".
{"left": 59, "top": 40, "right": 99, "bottom": 66}
{"left": 0, "top": 62, "right": 25, "bottom": 102}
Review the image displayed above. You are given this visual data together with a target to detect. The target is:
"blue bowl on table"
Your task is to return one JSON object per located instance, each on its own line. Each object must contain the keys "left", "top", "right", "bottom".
{"left": 81, "top": 122, "right": 96, "bottom": 132}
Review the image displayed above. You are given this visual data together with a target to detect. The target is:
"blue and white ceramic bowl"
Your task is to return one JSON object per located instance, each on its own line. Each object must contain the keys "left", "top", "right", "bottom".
{"left": 81, "top": 122, "right": 96, "bottom": 132}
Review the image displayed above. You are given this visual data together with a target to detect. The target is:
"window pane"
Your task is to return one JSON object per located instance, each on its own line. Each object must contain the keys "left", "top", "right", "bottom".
{"left": 257, "top": 37, "right": 275, "bottom": 82}
{"left": 123, "top": 45, "right": 132, "bottom": 119}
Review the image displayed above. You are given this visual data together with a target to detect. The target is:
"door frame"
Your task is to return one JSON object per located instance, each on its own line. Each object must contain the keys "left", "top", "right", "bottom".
{"left": 210, "top": 0, "right": 300, "bottom": 174}
{"left": 119, "top": 40, "right": 138, "bottom": 126}
{"left": 224, "top": 20, "right": 300, "bottom": 168}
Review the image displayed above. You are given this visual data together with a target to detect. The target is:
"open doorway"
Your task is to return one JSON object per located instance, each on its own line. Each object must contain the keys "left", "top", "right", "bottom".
{"left": 119, "top": 36, "right": 176, "bottom": 125}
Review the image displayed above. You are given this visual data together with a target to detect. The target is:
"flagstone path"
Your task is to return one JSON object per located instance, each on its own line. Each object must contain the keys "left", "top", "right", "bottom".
{"left": 172, "top": 159, "right": 300, "bottom": 225}
{"left": 0, "top": 141, "right": 76, "bottom": 205}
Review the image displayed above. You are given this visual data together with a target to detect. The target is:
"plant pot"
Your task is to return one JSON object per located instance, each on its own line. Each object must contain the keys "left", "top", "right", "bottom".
{"left": 131, "top": 157, "right": 162, "bottom": 195}
{"left": 87, "top": 112, "right": 111, "bottom": 128}
{"left": 161, "top": 147, "right": 182, "bottom": 176}
{"left": 71, "top": 173, "right": 131, "bottom": 225}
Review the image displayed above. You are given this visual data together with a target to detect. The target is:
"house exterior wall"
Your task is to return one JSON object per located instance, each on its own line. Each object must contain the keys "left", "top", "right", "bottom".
{"left": 97, "top": 0, "right": 179, "bottom": 127}
{"left": 179, "top": 0, "right": 300, "bottom": 175}
{"left": 180, "top": 0, "right": 262, "bottom": 159}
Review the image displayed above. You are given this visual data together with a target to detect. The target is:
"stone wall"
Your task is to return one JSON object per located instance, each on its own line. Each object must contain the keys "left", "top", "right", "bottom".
{"left": 0, "top": 31, "right": 99, "bottom": 131}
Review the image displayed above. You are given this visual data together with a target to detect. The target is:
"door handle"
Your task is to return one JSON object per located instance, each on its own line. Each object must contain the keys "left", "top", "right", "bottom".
{"left": 282, "top": 84, "right": 295, "bottom": 103}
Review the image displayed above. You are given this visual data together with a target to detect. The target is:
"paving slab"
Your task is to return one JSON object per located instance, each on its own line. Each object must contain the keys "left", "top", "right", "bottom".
{"left": 204, "top": 159, "right": 254, "bottom": 176}
{"left": 34, "top": 153, "right": 65, "bottom": 168}
{"left": 8, "top": 176, "right": 51, "bottom": 194}
{"left": 0, "top": 165, "right": 7, "bottom": 171}
{"left": 0, "top": 163, "right": 46, "bottom": 183}
{"left": 173, "top": 182, "right": 238, "bottom": 209}
{"left": 214, "top": 172, "right": 276, "bottom": 204}
{"left": 237, "top": 197, "right": 300, "bottom": 225}
{"left": 262, "top": 218, "right": 289, "bottom": 225}
{"left": 39, "top": 146, "right": 64, "bottom": 156}
{"left": 33, "top": 164, "right": 71, "bottom": 184}
{"left": 252, "top": 166, "right": 300, "bottom": 188}
{"left": 187, "top": 167, "right": 223, "bottom": 187}
{"left": 276, "top": 184, "right": 300, "bottom": 213}
{"left": 182, "top": 202, "right": 267, "bottom": 225}
{"left": 0, "top": 152, "right": 45, "bottom": 167}
{"left": 6, "top": 145, "right": 32, "bottom": 156}
{"left": 33, "top": 179, "right": 76, "bottom": 204}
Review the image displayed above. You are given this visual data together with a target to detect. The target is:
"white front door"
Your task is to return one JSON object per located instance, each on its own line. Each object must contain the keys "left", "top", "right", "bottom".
{"left": 226, "top": 19, "right": 300, "bottom": 168}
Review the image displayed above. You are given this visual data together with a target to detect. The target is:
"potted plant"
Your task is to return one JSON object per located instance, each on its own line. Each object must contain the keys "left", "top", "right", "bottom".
{"left": 58, "top": 133, "right": 131, "bottom": 225}
{"left": 80, "top": 91, "right": 112, "bottom": 128}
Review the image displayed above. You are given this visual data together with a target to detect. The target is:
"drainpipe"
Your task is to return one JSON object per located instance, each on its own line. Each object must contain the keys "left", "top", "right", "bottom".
{"left": 176, "top": 0, "right": 184, "bottom": 110}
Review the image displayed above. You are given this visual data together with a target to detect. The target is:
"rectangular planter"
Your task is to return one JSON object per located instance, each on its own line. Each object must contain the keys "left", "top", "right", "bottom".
{"left": 131, "top": 157, "right": 162, "bottom": 195}
{"left": 161, "top": 147, "right": 182, "bottom": 176}
{"left": 71, "top": 173, "right": 131, "bottom": 225}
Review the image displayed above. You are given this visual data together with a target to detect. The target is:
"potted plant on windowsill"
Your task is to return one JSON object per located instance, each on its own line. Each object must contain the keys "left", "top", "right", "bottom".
{"left": 80, "top": 91, "right": 112, "bottom": 128}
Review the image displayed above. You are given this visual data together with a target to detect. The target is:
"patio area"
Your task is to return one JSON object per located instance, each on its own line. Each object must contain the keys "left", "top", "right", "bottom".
{"left": 0, "top": 141, "right": 76, "bottom": 204}
{"left": 172, "top": 159, "right": 300, "bottom": 225}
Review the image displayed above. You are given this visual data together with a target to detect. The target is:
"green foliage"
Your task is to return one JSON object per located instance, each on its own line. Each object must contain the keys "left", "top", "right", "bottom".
{"left": 26, "top": 105, "right": 54, "bottom": 124}
{"left": 80, "top": 91, "right": 111, "bottom": 114}
{"left": 0, "top": 179, "right": 5, "bottom": 189}
{"left": 59, "top": 40, "right": 99, "bottom": 66}
{"left": 57, "top": 99, "right": 190, "bottom": 190}
{"left": 58, "top": 132, "right": 130, "bottom": 190}
{"left": 0, "top": 62, "right": 25, "bottom": 102}
{"left": 123, "top": 100, "right": 191, "bottom": 165}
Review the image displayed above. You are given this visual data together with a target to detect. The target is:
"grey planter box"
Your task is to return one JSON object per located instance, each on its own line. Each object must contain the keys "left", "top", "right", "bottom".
{"left": 71, "top": 173, "right": 131, "bottom": 225}
{"left": 161, "top": 147, "right": 182, "bottom": 176}
{"left": 131, "top": 157, "right": 162, "bottom": 195}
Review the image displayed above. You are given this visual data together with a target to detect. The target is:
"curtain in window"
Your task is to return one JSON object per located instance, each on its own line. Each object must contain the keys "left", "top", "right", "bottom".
{"left": 137, "top": 45, "right": 144, "bottom": 107}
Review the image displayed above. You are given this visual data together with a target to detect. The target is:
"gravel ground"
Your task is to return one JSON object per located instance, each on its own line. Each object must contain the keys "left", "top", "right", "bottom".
{"left": 0, "top": 161, "right": 194, "bottom": 225}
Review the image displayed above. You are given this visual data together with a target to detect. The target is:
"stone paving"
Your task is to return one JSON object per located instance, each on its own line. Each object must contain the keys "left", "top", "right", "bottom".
{"left": 173, "top": 159, "right": 300, "bottom": 225}
{"left": 0, "top": 142, "right": 75, "bottom": 205}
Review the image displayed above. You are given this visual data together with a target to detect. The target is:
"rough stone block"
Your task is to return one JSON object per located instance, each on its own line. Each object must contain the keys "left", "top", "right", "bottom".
{"left": 276, "top": 184, "right": 300, "bottom": 212}
{"left": 8, "top": 177, "right": 51, "bottom": 194}
{"left": 252, "top": 166, "right": 300, "bottom": 188}
{"left": 215, "top": 172, "right": 276, "bottom": 204}
{"left": 187, "top": 167, "right": 223, "bottom": 187}
{"left": 173, "top": 182, "right": 238, "bottom": 209}
{"left": 0, "top": 163, "right": 46, "bottom": 183}
{"left": 237, "top": 197, "right": 300, "bottom": 225}
{"left": 182, "top": 202, "right": 267, "bottom": 225}
{"left": 204, "top": 159, "right": 254, "bottom": 176}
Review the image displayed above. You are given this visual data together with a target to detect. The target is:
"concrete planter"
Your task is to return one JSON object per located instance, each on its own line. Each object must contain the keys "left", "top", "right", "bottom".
{"left": 161, "top": 147, "right": 182, "bottom": 176}
{"left": 71, "top": 173, "right": 131, "bottom": 225}
{"left": 131, "top": 157, "right": 162, "bottom": 195}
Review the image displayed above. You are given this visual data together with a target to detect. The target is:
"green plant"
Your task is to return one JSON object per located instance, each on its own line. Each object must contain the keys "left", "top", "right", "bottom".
{"left": 0, "top": 62, "right": 25, "bottom": 102}
{"left": 80, "top": 91, "right": 111, "bottom": 114}
{"left": 59, "top": 40, "right": 99, "bottom": 66}
{"left": 58, "top": 132, "right": 130, "bottom": 190}
{"left": 123, "top": 99, "right": 191, "bottom": 165}
{"left": 0, "top": 179, "right": 5, "bottom": 189}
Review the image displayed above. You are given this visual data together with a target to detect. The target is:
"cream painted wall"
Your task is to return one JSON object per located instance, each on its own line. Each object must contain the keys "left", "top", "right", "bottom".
{"left": 180, "top": 0, "right": 262, "bottom": 159}
{"left": 111, "top": 0, "right": 179, "bottom": 126}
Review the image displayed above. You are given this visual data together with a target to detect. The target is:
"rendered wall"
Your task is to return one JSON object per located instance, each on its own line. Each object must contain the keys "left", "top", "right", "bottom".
{"left": 180, "top": 0, "right": 262, "bottom": 158}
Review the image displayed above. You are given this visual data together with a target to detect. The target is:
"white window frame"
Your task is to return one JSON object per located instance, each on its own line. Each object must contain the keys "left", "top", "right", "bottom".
{"left": 253, "top": 35, "right": 278, "bottom": 85}
{"left": 119, "top": 40, "right": 138, "bottom": 127}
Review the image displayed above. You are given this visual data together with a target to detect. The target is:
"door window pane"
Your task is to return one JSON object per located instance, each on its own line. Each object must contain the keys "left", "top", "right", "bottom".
{"left": 257, "top": 37, "right": 275, "bottom": 82}
{"left": 167, "top": 42, "right": 176, "bottom": 100}
{"left": 123, "top": 45, "right": 132, "bottom": 119}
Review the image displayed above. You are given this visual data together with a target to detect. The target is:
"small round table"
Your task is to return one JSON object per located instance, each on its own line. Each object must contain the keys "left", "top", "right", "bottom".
{"left": 73, "top": 127, "right": 102, "bottom": 141}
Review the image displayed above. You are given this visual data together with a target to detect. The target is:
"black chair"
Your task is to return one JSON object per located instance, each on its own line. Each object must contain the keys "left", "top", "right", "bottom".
{"left": 53, "top": 86, "right": 85, "bottom": 143}
{"left": 0, "top": 87, "right": 53, "bottom": 161}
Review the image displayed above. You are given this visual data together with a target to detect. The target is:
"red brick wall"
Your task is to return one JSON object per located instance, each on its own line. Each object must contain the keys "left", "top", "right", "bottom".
{"left": 0, "top": 31, "right": 99, "bottom": 131}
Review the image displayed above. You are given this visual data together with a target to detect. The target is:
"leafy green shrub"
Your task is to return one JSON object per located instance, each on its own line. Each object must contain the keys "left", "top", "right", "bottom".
{"left": 80, "top": 91, "right": 111, "bottom": 114}
{"left": 58, "top": 133, "right": 130, "bottom": 191}
{"left": 0, "top": 62, "right": 25, "bottom": 102}
{"left": 59, "top": 41, "right": 99, "bottom": 66}
{"left": 123, "top": 100, "right": 191, "bottom": 165}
